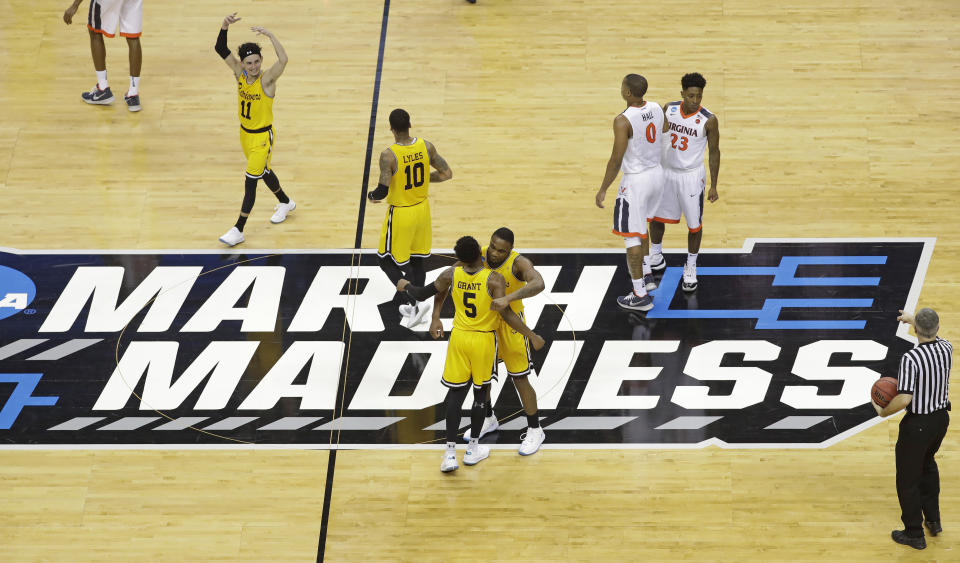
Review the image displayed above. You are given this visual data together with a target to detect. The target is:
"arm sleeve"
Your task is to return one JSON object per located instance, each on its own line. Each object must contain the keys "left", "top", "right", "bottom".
{"left": 215, "top": 28, "right": 231, "bottom": 59}
{"left": 368, "top": 183, "right": 389, "bottom": 201}
{"left": 898, "top": 355, "right": 916, "bottom": 393}
{"left": 407, "top": 282, "right": 438, "bottom": 301}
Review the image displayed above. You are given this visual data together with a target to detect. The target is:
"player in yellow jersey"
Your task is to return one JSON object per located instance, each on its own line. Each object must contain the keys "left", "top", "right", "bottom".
{"left": 368, "top": 109, "right": 452, "bottom": 327}
{"left": 399, "top": 236, "right": 545, "bottom": 473}
{"left": 457, "top": 227, "right": 548, "bottom": 455}
{"left": 215, "top": 13, "right": 297, "bottom": 247}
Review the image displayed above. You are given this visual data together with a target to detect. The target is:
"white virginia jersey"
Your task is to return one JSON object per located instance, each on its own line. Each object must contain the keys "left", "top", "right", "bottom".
{"left": 620, "top": 102, "right": 665, "bottom": 174}
{"left": 663, "top": 102, "right": 713, "bottom": 170}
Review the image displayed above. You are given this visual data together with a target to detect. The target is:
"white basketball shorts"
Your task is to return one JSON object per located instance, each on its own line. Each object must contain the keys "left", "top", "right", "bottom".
{"left": 612, "top": 165, "right": 664, "bottom": 239}
{"left": 652, "top": 166, "right": 706, "bottom": 232}
{"left": 87, "top": 0, "right": 143, "bottom": 38}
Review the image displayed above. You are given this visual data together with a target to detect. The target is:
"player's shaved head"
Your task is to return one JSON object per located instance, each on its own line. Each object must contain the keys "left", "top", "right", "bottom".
{"left": 623, "top": 74, "right": 648, "bottom": 98}
{"left": 389, "top": 109, "right": 411, "bottom": 133}
{"left": 492, "top": 227, "right": 514, "bottom": 246}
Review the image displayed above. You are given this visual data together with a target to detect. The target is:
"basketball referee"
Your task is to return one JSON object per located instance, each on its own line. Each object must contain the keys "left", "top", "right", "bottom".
{"left": 872, "top": 308, "right": 952, "bottom": 550}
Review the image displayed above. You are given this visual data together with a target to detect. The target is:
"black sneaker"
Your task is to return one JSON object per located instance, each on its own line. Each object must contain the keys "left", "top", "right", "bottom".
{"left": 81, "top": 85, "right": 114, "bottom": 105}
{"left": 643, "top": 273, "right": 657, "bottom": 291}
{"left": 925, "top": 521, "right": 942, "bottom": 536}
{"left": 891, "top": 530, "right": 926, "bottom": 550}
{"left": 124, "top": 94, "right": 141, "bottom": 112}
{"left": 617, "top": 291, "right": 653, "bottom": 312}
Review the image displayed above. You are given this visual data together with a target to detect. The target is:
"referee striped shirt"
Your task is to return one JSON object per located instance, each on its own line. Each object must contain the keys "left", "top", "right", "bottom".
{"left": 898, "top": 337, "right": 953, "bottom": 414}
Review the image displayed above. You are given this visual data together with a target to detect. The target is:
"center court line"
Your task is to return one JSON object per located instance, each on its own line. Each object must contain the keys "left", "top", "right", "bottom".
{"left": 317, "top": 1, "right": 391, "bottom": 561}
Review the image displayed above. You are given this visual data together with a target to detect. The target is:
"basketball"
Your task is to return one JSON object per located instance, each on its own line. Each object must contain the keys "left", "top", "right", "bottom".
{"left": 871, "top": 377, "right": 899, "bottom": 407}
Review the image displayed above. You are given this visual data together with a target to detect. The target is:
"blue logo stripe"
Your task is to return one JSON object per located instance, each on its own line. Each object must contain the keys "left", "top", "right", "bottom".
{"left": 649, "top": 257, "right": 884, "bottom": 329}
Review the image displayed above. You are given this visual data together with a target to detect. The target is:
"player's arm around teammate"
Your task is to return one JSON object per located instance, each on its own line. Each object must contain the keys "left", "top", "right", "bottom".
{"left": 399, "top": 272, "right": 545, "bottom": 350}
{"left": 489, "top": 255, "right": 545, "bottom": 312}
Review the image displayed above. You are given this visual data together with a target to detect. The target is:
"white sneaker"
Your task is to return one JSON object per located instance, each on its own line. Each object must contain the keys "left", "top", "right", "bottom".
{"left": 462, "top": 415, "right": 499, "bottom": 441}
{"left": 463, "top": 444, "right": 490, "bottom": 466}
{"left": 518, "top": 427, "right": 546, "bottom": 456}
{"left": 649, "top": 253, "right": 666, "bottom": 271}
{"left": 219, "top": 227, "right": 244, "bottom": 247}
{"left": 682, "top": 263, "right": 698, "bottom": 292}
{"left": 270, "top": 200, "right": 296, "bottom": 223}
{"left": 407, "top": 300, "right": 432, "bottom": 327}
{"left": 440, "top": 449, "right": 459, "bottom": 473}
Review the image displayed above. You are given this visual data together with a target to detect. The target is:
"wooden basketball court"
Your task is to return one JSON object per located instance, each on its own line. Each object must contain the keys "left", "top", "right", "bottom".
{"left": 1, "top": 0, "right": 958, "bottom": 560}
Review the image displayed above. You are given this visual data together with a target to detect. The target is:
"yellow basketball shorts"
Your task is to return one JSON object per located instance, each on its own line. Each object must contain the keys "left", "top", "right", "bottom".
{"left": 442, "top": 329, "right": 498, "bottom": 389}
{"left": 496, "top": 311, "right": 532, "bottom": 377}
{"left": 240, "top": 127, "right": 274, "bottom": 179}
{"left": 377, "top": 199, "right": 432, "bottom": 265}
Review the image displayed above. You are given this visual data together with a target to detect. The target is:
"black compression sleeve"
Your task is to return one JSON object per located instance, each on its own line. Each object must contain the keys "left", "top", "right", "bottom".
{"left": 215, "top": 28, "right": 230, "bottom": 59}
{"left": 406, "top": 282, "right": 438, "bottom": 301}
{"left": 368, "top": 183, "right": 389, "bottom": 201}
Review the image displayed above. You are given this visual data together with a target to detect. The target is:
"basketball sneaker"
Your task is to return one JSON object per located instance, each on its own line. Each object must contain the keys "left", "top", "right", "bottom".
{"left": 617, "top": 291, "right": 653, "bottom": 312}
{"left": 682, "top": 263, "right": 698, "bottom": 292}
{"left": 463, "top": 444, "right": 490, "bottom": 466}
{"left": 649, "top": 253, "right": 666, "bottom": 271}
{"left": 406, "top": 300, "right": 431, "bottom": 327}
{"left": 462, "top": 415, "right": 499, "bottom": 441}
{"left": 440, "top": 448, "right": 459, "bottom": 473}
{"left": 219, "top": 227, "right": 245, "bottom": 247}
{"left": 81, "top": 85, "right": 114, "bottom": 105}
{"left": 124, "top": 94, "right": 141, "bottom": 112}
{"left": 644, "top": 273, "right": 657, "bottom": 291}
{"left": 518, "top": 427, "right": 545, "bottom": 456}
{"left": 270, "top": 200, "right": 296, "bottom": 223}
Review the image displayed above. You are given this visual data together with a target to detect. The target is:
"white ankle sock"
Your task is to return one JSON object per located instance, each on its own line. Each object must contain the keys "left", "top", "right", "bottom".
{"left": 96, "top": 70, "right": 108, "bottom": 90}
{"left": 652, "top": 243, "right": 663, "bottom": 256}
{"left": 687, "top": 253, "right": 698, "bottom": 267}
{"left": 631, "top": 279, "right": 647, "bottom": 296}
{"left": 128, "top": 76, "right": 139, "bottom": 96}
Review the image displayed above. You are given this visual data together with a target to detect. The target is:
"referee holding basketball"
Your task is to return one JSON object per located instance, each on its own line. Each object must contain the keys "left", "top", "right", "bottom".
{"left": 872, "top": 307, "right": 953, "bottom": 550}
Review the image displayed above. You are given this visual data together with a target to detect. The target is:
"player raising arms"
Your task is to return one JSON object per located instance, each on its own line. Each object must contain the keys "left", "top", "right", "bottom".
{"left": 215, "top": 13, "right": 297, "bottom": 247}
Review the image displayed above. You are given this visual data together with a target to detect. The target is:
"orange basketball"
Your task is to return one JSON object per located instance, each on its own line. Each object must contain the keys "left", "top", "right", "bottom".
{"left": 871, "top": 377, "right": 899, "bottom": 408}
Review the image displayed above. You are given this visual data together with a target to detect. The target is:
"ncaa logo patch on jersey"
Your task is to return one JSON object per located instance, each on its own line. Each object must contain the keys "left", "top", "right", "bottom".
{"left": 0, "top": 265, "right": 36, "bottom": 320}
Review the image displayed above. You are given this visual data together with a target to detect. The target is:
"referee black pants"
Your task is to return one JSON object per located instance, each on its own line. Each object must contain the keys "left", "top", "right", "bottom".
{"left": 895, "top": 409, "right": 949, "bottom": 536}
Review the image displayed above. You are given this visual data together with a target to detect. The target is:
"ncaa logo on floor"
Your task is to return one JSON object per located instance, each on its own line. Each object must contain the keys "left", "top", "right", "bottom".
{"left": 0, "top": 265, "right": 36, "bottom": 320}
